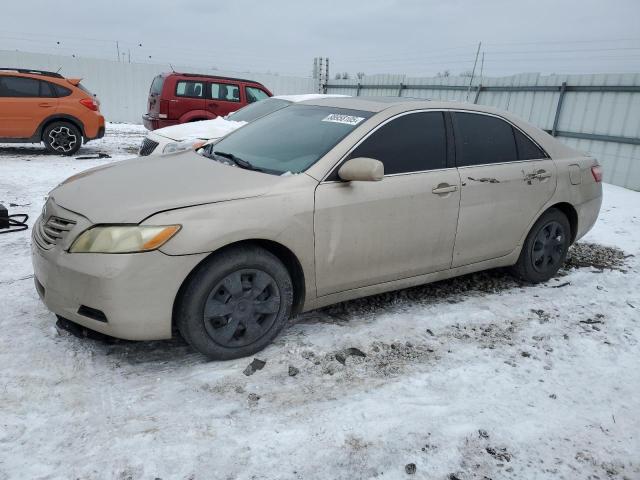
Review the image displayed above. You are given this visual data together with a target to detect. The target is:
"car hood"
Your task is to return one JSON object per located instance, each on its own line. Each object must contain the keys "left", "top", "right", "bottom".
{"left": 50, "top": 151, "right": 282, "bottom": 223}
{"left": 153, "top": 117, "right": 247, "bottom": 141}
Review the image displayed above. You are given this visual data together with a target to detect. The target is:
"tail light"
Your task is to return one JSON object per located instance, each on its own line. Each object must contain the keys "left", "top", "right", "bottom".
{"left": 79, "top": 98, "right": 99, "bottom": 111}
{"left": 159, "top": 99, "right": 169, "bottom": 119}
{"left": 591, "top": 165, "right": 603, "bottom": 182}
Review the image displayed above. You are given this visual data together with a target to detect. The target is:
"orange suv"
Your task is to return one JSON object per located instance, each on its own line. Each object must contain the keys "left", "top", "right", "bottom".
{"left": 0, "top": 68, "right": 105, "bottom": 155}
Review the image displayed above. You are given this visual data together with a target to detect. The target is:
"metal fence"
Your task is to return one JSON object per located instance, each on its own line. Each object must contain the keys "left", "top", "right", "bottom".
{"left": 1, "top": 49, "right": 639, "bottom": 190}
{"left": 326, "top": 73, "right": 640, "bottom": 190}
{"left": 0, "top": 50, "right": 316, "bottom": 124}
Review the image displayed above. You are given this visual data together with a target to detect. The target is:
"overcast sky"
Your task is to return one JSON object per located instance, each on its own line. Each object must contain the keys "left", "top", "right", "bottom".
{"left": 2, "top": 0, "right": 640, "bottom": 78}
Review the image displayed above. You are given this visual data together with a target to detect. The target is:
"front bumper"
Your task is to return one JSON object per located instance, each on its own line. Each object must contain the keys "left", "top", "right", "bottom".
{"left": 31, "top": 214, "right": 207, "bottom": 340}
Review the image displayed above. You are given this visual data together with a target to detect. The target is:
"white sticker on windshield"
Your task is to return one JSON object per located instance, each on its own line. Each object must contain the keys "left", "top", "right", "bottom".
{"left": 322, "top": 114, "right": 365, "bottom": 126}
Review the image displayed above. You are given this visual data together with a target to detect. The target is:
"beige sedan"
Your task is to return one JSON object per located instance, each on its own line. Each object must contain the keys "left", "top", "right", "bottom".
{"left": 32, "top": 97, "right": 602, "bottom": 359}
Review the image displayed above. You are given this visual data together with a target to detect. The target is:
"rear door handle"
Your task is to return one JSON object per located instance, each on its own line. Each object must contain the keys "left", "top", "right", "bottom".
{"left": 536, "top": 171, "right": 552, "bottom": 180}
{"left": 38, "top": 103, "right": 54, "bottom": 108}
{"left": 432, "top": 184, "right": 458, "bottom": 195}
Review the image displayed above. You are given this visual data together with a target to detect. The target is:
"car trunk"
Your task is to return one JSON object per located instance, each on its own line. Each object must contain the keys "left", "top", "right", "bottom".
{"left": 147, "top": 75, "right": 165, "bottom": 118}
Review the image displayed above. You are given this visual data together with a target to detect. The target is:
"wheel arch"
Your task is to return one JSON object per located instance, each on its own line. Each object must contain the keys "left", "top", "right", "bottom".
{"left": 547, "top": 202, "right": 578, "bottom": 244}
{"left": 178, "top": 110, "right": 215, "bottom": 123}
{"left": 38, "top": 115, "right": 86, "bottom": 140}
{"left": 171, "top": 239, "right": 307, "bottom": 335}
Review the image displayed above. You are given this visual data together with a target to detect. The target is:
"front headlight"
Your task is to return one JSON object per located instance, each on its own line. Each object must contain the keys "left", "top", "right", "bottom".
{"left": 163, "top": 140, "right": 205, "bottom": 154}
{"left": 69, "top": 225, "right": 181, "bottom": 253}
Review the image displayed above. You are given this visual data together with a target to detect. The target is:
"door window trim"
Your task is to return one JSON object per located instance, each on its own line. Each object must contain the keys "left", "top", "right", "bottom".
{"left": 449, "top": 109, "right": 550, "bottom": 169}
{"left": 321, "top": 109, "right": 456, "bottom": 183}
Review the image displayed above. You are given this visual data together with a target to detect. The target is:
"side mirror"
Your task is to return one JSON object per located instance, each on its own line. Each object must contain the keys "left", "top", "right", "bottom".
{"left": 338, "top": 157, "right": 384, "bottom": 182}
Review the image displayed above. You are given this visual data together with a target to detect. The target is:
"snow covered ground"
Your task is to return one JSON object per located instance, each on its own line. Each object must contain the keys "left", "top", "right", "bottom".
{"left": 1, "top": 124, "right": 639, "bottom": 480}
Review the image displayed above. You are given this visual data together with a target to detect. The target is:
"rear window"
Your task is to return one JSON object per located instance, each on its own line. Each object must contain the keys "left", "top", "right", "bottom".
{"left": 227, "top": 98, "right": 292, "bottom": 122}
{"left": 150, "top": 75, "right": 164, "bottom": 95}
{"left": 76, "top": 82, "right": 94, "bottom": 97}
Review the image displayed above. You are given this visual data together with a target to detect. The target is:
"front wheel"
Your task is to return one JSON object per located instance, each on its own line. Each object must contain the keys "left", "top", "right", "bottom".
{"left": 43, "top": 121, "right": 82, "bottom": 155}
{"left": 176, "top": 245, "right": 293, "bottom": 359}
{"left": 511, "top": 208, "right": 571, "bottom": 283}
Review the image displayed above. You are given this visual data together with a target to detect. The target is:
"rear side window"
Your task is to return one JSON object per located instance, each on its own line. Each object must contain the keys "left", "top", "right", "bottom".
{"left": 0, "top": 76, "right": 40, "bottom": 97}
{"left": 52, "top": 83, "right": 72, "bottom": 97}
{"left": 211, "top": 82, "right": 240, "bottom": 102}
{"left": 514, "top": 128, "right": 546, "bottom": 160}
{"left": 246, "top": 86, "right": 269, "bottom": 103}
{"left": 39, "top": 81, "right": 56, "bottom": 98}
{"left": 150, "top": 75, "right": 164, "bottom": 95}
{"left": 453, "top": 112, "right": 517, "bottom": 166}
{"left": 40, "top": 81, "right": 71, "bottom": 98}
{"left": 348, "top": 111, "right": 447, "bottom": 175}
{"left": 176, "top": 80, "right": 204, "bottom": 98}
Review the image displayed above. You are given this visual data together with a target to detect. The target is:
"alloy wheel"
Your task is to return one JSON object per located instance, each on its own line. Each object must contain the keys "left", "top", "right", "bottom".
{"left": 48, "top": 126, "right": 78, "bottom": 153}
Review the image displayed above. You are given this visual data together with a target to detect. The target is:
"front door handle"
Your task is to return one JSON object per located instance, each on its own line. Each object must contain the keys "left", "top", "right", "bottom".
{"left": 432, "top": 183, "right": 458, "bottom": 195}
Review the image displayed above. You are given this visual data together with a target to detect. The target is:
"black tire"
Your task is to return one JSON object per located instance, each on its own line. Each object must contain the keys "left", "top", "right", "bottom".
{"left": 511, "top": 208, "right": 571, "bottom": 283}
{"left": 176, "top": 245, "right": 294, "bottom": 359}
{"left": 43, "top": 121, "right": 82, "bottom": 155}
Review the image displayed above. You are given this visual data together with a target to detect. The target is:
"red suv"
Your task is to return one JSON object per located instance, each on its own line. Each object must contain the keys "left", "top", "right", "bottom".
{"left": 142, "top": 72, "right": 272, "bottom": 130}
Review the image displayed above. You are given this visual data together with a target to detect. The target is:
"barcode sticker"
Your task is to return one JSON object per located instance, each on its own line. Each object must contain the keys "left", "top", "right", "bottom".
{"left": 322, "top": 114, "right": 365, "bottom": 126}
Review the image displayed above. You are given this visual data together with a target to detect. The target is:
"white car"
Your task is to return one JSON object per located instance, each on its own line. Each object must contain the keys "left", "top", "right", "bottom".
{"left": 138, "top": 94, "right": 348, "bottom": 156}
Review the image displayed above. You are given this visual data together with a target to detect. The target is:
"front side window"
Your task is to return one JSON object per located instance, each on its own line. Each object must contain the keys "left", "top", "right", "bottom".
{"left": 176, "top": 80, "right": 204, "bottom": 98}
{"left": 348, "top": 111, "right": 447, "bottom": 175}
{"left": 211, "top": 82, "right": 240, "bottom": 102}
{"left": 0, "top": 76, "right": 40, "bottom": 97}
{"left": 227, "top": 98, "right": 291, "bottom": 122}
{"left": 206, "top": 105, "right": 373, "bottom": 174}
{"left": 246, "top": 86, "right": 269, "bottom": 103}
{"left": 453, "top": 112, "right": 517, "bottom": 166}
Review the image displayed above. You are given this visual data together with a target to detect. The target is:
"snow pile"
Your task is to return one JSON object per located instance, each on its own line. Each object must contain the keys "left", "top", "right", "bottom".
{"left": 0, "top": 127, "right": 638, "bottom": 479}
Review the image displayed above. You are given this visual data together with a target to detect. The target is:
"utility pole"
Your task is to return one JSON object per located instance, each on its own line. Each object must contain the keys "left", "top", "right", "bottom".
{"left": 128, "top": 49, "right": 131, "bottom": 63}
{"left": 116, "top": 41, "right": 120, "bottom": 62}
{"left": 313, "top": 57, "right": 330, "bottom": 93}
{"left": 466, "top": 41, "right": 482, "bottom": 102}
{"left": 480, "top": 52, "right": 485, "bottom": 83}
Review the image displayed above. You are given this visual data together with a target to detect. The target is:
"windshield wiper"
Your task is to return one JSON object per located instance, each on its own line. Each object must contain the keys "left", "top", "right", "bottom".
{"left": 213, "top": 151, "right": 261, "bottom": 171}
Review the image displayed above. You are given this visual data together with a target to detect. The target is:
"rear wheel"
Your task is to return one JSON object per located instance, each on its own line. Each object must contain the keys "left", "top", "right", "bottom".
{"left": 176, "top": 245, "right": 293, "bottom": 359}
{"left": 43, "top": 121, "right": 82, "bottom": 155}
{"left": 511, "top": 208, "right": 571, "bottom": 283}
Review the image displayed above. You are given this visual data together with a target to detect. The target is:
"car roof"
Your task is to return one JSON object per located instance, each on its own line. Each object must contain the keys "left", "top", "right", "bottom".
{"left": 164, "top": 71, "right": 266, "bottom": 86}
{"left": 297, "top": 96, "right": 512, "bottom": 115}
{"left": 0, "top": 68, "right": 65, "bottom": 79}
{"left": 272, "top": 93, "right": 350, "bottom": 103}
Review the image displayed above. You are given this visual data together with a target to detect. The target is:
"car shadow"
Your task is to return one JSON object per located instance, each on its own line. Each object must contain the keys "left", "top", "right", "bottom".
{"left": 55, "top": 242, "right": 627, "bottom": 366}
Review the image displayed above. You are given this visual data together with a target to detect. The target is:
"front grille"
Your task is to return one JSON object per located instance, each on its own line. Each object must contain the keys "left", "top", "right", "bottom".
{"left": 139, "top": 137, "right": 159, "bottom": 156}
{"left": 34, "top": 215, "right": 76, "bottom": 249}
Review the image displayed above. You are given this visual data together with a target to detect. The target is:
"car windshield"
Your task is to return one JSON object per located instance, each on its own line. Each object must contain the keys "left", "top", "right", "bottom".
{"left": 207, "top": 105, "right": 373, "bottom": 175}
{"left": 226, "top": 98, "right": 292, "bottom": 122}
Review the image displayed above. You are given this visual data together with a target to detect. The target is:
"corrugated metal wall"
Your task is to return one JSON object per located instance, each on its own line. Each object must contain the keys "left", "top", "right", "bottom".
{"left": 328, "top": 73, "right": 640, "bottom": 190}
{"left": 2, "top": 50, "right": 638, "bottom": 190}
{"left": 0, "top": 50, "right": 316, "bottom": 124}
